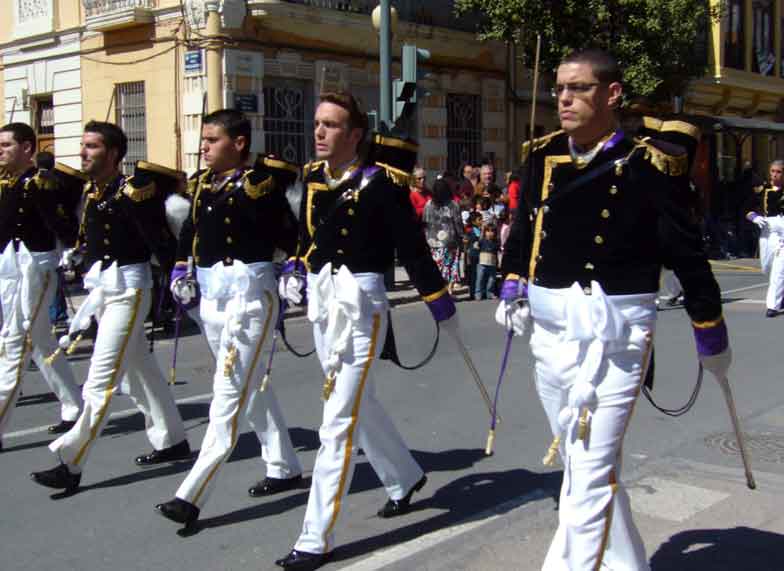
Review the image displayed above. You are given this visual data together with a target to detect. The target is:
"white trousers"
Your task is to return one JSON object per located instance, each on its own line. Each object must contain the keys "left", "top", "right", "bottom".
{"left": 758, "top": 219, "right": 784, "bottom": 310}
{"left": 658, "top": 269, "right": 682, "bottom": 300}
{"left": 49, "top": 287, "right": 186, "bottom": 472}
{"left": 176, "top": 288, "right": 301, "bottom": 508}
{"left": 295, "top": 275, "right": 423, "bottom": 554}
{"left": 530, "top": 286, "right": 654, "bottom": 571}
{"left": 0, "top": 268, "right": 82, "bottom": 437}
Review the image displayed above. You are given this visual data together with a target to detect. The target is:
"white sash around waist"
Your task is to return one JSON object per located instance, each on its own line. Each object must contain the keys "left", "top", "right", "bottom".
{"left": 0, "top": 242, "right": 56, "bottom": 343}
{"left": 67, "top": 261, "right": 152, "bottom": 336}
{"left": 307, "top": 263, "right": 387, "bottom": 375}
{"left": 529, "top": 281, "right": 656, "bottom": 432}
{"left": 197, "top": 260, "right": 275, "bottom": 346}
{"left": 759, "top": 216, "right": 784, "bottom": 274}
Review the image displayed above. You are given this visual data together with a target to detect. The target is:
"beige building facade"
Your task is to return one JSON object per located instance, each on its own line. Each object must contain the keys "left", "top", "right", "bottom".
{"left": 1, "top": 0, "right": 535, "bottom": 181}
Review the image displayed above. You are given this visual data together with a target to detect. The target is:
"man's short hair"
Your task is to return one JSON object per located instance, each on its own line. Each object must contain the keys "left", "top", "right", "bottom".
{"left": 203, "top": 109, "right": 252, "bottom": 160}
{"left": 84, "top": 120, "right": 128, "bottom": 165}
{"left": 318, "top": 91, "right": 368, "bottom": 138}
{"left": 0, "top": 122, "right": 36, "bottom": 152}
{"left": 561, "top": 49, "right": 622, "bottom": 84}
{"left": 35, "top": 151, "right": 55, "bottom": 170}
{"left": 770, "top": 159, "right": 784, "bottom": 169}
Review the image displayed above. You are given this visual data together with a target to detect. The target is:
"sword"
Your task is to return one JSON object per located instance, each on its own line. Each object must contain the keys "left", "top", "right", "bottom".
{"left": 448, "top": 325, "right": 498, "bottom": 423}
{"left": 713, "top": 369, "right": 756, "bottom": 489}
{"left": 486, "top": 329, "right": 513, "bottom": 456}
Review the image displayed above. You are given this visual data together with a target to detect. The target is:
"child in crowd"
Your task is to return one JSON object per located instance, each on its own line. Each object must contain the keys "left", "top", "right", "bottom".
{"left": 475, "top": 224, "right": 499, "bottom": 300}
{"left": 463, "top": 211, "right": 482, "bottom": 300}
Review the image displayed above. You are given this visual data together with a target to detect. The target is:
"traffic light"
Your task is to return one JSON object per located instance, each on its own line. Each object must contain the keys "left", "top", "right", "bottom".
{"left": 393, "top": 44, "right": 431, "bottom": 125}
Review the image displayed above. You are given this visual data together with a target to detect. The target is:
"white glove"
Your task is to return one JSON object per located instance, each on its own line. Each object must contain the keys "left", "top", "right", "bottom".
{"left": 170, "top": 276, "right": 198, "bottom": 306}
{"left": 494, "top": 299, "right": 530, "bottom": 336}
{"left": 60, "top": 248, "right": 82, "bottom": 270}
{"left": 752, "top": 216, "right": 768, "bottom": 230}
{"left": 699, "top": 347, "right": 732, "bottom": 380}
{"left": 278, "top": 274, "right": 305, "bottom": 306}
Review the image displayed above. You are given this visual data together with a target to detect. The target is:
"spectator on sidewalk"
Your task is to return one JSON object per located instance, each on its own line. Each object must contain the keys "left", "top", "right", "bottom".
{"left": 423, "top": 177, "right": 463, "bottom": 296}
{"left": 408, "top": 165, "right": 431, "bottom": 222}
{"left": 462, "top": 211, "right": 481, "bottom": 300}
{"left": 475, "top": 224, "right": 499, "bottom": 300}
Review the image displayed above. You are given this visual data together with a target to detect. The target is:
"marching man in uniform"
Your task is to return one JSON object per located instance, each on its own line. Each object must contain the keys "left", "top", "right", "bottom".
{"left": 744, "top": 159, "right": 784, "bottom": 317}
{"left": 0, "top": 122, "right": 83, "bottom": 449}
{"left": 497, "top": 50, "right": 730, "bottom": 570}
{"left": 31, "top": 121, "right": 190, "bottom": 493}
{"left": 155, "top": 109, "right": 303, "bottom": 526}
{"left": 274, "top": 92, "right": 457, "bottom": 571}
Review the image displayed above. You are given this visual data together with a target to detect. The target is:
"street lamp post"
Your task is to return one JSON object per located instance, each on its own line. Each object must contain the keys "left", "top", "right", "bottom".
{"left": 205, "top": 1, "right": 223, "bottom": 113}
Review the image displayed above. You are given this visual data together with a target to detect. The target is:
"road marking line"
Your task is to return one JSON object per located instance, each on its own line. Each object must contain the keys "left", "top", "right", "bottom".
{"left": 721, "top": 283, "right": 768, "bottom": 296}
{"left": 339, "top": 488, "right": 550, "bottom": 571}
{"left": 4, "top": 392, "right": 213, "bottom": 440}
{"left": 627, "top": 476, "right": 729, "bottom": 522}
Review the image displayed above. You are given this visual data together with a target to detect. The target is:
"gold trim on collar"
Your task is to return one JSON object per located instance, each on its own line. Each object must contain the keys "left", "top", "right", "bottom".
{"left": 372, "top": 134, "right": 419, "bottom": 153}
{"left": 529, "top": 155, "right": 571, "bottom": 279}
{"left": 521, "top": 130, "right": 564, "bottom": 163}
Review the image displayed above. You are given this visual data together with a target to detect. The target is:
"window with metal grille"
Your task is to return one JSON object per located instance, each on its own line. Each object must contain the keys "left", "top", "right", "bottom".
{"left": 263, "top": 79, "right": 314, "bottom": 164}
{"left": 115, "top": 81, "right": 147, "bottom": 175}
{"left": 35, "top": 97, "right": 54, "bottom": 135}
{"left": 447, "top": 93, "right": 481, "bottom": 176}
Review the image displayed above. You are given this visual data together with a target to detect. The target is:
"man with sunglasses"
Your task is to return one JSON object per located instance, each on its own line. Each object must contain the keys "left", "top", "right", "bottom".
{"left": 497, "top": 49, "right": 729, "bottom": 570}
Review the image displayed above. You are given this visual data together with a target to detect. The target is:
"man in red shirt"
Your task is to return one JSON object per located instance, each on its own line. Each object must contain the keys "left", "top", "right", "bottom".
{"left": 408, "top": 165, "right": 431, "bottom": 221}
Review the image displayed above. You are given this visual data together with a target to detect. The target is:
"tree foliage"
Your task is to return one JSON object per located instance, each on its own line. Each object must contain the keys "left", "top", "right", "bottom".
{"left": 454, "top": 0, "right": 723, "bottom": 102}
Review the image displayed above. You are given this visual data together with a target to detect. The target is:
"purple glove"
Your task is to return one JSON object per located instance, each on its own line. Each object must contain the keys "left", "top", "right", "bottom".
{"left": 170, "top": 262, "right": 199, "bottom": 310}
{"left": 499, "top": 278, "right": 527, "bottom": 302}
{"left": 426, "top": 293, "right": 456, "bottom": 322}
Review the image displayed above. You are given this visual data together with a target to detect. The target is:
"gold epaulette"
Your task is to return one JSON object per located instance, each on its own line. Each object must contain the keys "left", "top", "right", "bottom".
{"left": 520, "top": 130, "right": 564, "bottom": 163}
{"left": 186, "top": 169, "right": 210, "bottom": 197}
{"left": 642, "top": 117, "right": 702, "bottom": 141}
{"left": 122, "top": 179, "right": 157, "bottom": 202}
{"left": 29, "top": 170, "right": 57, "bottom": 191}
{"left": 375, "top": 161, "right": 412, "bottom": 187}
{"left": 753, "top": 184, "right": 765, "bottom": 194}
{"left": 303, "top": 161, "right": 324, "bottom": 178}
{"left": 629, "top": 138, "right": 688, "bottom": 177}
{"left": 241, "top": 170, "right": 275, "bottom": 200}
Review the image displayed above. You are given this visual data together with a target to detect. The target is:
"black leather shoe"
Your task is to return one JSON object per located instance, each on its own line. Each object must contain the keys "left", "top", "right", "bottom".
{"left": 377, "top": 475, "right": 427, "bottom": 518}
{"left": 248, "top": 474, "right": 302, "bottom": 497}
{"left": 155, "top": 497, "right": 200, "bottom": 525}
{"left": 31, "top": 464, "right": 81, "bottom": 491}
{"left": 47, "top": 420, "right": 76, "bottom": 434}
{"left": 134, "top": 440, "right": 191, "bottom": 466}
{"left": 766, "top": 309, "right": 779, "bottom": 318}
{"left": 275, "top": 549, "right": 331, "bottom": 570}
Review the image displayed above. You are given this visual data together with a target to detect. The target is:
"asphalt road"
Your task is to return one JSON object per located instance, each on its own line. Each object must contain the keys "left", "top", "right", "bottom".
{"left": 1, "top": 262, "right": 782, "bottom": 571}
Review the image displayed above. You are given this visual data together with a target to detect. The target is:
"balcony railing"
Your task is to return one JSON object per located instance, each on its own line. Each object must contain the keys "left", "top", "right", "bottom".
{"left": 82, "top": 0, "right": 156, "bottom": 31}
{"left": 281, "top": 0, "right": 478, "bottom": 34}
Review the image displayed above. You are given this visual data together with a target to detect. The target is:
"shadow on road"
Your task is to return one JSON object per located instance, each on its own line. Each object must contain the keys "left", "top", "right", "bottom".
{"left": 650, "top": 526, "right": 784, "bottom": 570}
{"left": 331, "top": 467, "right": 562, "bottom": 565}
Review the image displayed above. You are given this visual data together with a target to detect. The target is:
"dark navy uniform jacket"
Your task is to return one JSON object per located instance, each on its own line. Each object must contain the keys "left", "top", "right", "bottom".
{"left": 501, "top": 130, "right": 722, "bottom": 325}
{"left": 0, "top": 166, "right": 78, "bottom": 252}
{"left": 80, "top": 173, "right": 175, "bottom": 271}
{"left": 177, "top": 158, "right": 299, "bottom": 267}
{"left": 744, "top": 183, "right": 784, "bottom": 218}
{"left": 295, "top": 160, "right": 446, "bottom": 300}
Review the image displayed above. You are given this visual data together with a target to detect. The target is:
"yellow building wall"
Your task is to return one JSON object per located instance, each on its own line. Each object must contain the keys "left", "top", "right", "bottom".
{"left": 80, "top": 21, "right": 181, "bottom": 169}
{"left": 0, "top": 2, "right": 12, "bottom": 44}
{"left": 55, "top": 0, "right": 83, "bottom": 31}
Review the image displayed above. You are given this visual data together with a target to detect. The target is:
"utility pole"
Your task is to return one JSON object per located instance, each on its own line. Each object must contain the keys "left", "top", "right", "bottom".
{"left": 205, "top": 1, "right": 223, "bottom": 113}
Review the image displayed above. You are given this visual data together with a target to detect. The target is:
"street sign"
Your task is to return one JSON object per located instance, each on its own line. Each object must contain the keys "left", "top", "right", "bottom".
{"left": 234, "top": 93, "right": 259, "bottom": 113}
{"left": 184, "top": 50, "right": 203, "bottom": 75}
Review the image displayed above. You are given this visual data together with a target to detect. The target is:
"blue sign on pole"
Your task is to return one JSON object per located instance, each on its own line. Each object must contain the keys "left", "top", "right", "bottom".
{"left": 234, "top": 93, "right": 259, "bottom": 113}
{"left": 184, "top": 50, "right": 203, "bottom": 75}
